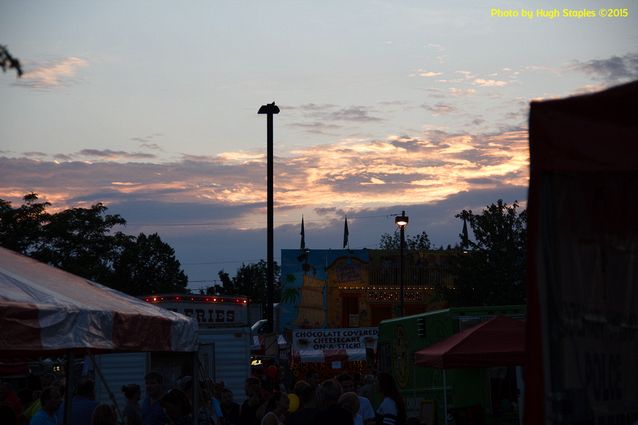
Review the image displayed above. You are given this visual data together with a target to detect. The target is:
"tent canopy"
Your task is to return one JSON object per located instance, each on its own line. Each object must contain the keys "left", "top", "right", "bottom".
{"left": 0, "top": 247, "right": 198, "bottom": 355}
{"left": 414, "top": 315, "right": 525, "bottom": 369}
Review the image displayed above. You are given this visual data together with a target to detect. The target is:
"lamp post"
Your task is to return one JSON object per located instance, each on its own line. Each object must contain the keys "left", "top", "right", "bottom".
{"left": 395, "top": 210, "right": 408, "bottom": 317}
{"left": 258, "top": 102, "right": 279, "bottom": 334}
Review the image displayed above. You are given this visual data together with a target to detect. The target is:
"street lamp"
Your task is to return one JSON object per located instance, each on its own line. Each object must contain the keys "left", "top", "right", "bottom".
{"left": 395, "top": 210, "right": 409, "bottom": 316}
{"left": 258, "top": 102, "right": 280, "bottom": 334}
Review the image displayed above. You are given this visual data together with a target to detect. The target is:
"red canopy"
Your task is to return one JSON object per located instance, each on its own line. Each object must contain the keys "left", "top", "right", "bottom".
{"left": 414, "top": 316, "right": 525, "bottom": 369}
{"left": 0, "top": 246, "right": 198, "bottom": 356}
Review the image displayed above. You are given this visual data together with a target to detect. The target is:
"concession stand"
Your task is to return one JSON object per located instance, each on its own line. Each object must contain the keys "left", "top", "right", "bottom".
{"left": 0, "top": 246, "right": 198, "bottom": 424}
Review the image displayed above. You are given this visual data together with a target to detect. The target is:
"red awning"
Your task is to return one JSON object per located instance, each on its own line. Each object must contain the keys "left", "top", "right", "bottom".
{"left": 414, "top": 316, "right": 525, "bottom": 369}
{"left": 0, "top": 247, "right": 198, "bottom": 356}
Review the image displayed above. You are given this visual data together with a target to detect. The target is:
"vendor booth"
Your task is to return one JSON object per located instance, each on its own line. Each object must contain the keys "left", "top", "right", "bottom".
{"left": 0, "top": 246, "right": 199, "bottom": 423}
{"left": 415, "top": 316, "right": 525, "bottom": 425}
{"left": 0, "top": 246, "right": 197, "bottom": 355}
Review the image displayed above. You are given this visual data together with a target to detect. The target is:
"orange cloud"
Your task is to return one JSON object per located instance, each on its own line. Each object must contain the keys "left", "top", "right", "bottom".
{"left": 472, "top": 78, "right": 508, "bottom": 87}
{"left": 17, "top": 57, "right": 88, "bottom": 88}
{"left": 0, "top": 128, "right": 529, "bottom": 228}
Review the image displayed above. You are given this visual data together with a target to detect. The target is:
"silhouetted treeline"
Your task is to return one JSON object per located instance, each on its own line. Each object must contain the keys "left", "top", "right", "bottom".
{"left": 0, "top": 193, "right": 188, "bottom": 295}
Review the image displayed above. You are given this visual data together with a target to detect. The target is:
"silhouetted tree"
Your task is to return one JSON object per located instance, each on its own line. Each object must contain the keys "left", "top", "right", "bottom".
{"left": 378, "top": 229, "right": 432, "bottom": 250}
{"left": 0, "top": 194, "right": 189, "bottom": 295}
{"left": 0, "top": 193, "right": 50, "bottom": 253}
{"left": 439, "top": 200, "right": 527, "bottom": 306}
{"left": 213, "top": 260, "right": 281, "bottom": 309}
{"left": 109, "top": 233, "right": 188, "bottom": 295}
{"left": 33, "top": 202, "right": 127, "bottom": 283}
{"left": 0, "top": 45, "right": 23, "bottom": 77}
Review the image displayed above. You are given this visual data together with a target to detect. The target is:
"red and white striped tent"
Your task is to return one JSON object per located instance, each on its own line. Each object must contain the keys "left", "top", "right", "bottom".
{"left": 0, "top": 246, "right": 198, "bottom": 356}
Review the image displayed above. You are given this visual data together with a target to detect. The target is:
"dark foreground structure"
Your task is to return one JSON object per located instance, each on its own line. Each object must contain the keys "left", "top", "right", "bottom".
{"left": 526, "top": 81, "right": 638, "bottom": 423}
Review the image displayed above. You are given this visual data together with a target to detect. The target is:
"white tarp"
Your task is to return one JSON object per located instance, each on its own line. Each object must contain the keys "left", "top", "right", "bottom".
{"left": 0, "top": 247, "right": 198, "bottom": 354}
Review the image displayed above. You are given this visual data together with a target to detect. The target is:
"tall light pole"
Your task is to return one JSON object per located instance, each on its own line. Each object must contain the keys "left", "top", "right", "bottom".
{"left": 258, "top": 102, "right": 279, "bottom": 334}
{"left": 395, "top": 210, "right": 409, "bottom": 317}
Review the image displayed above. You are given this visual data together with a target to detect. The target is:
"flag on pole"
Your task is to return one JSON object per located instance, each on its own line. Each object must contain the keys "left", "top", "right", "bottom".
{"left": 343, "top": 216, "right": 349, "bottom": 249}
{"left": 300, "top": 216, "right": 306, "bottom": 250}
{"left": 461, "top": 217, "right": 469, "bottom": 248}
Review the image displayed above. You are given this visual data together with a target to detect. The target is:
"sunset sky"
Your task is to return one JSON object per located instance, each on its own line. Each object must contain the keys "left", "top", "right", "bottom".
{"left": 1, "top": 0, "right": 637, "bottom": 290}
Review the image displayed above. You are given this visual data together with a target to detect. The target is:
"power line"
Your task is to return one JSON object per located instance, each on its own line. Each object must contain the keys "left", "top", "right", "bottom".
{"left": 183, "top": 259, "right": 262, "bottom": 266}
{"left": 125, "top": 214, "right": 393, "bottom": 228}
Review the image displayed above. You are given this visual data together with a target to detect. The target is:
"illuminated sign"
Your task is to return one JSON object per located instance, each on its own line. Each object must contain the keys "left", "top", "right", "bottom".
{"left": 143, "top": 295, "right": 248, "bottom": 326}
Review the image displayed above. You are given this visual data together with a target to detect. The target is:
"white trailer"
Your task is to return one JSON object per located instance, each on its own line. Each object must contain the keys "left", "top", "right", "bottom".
{"left": 95, "top": 294, "right": 252, "bottom": 407}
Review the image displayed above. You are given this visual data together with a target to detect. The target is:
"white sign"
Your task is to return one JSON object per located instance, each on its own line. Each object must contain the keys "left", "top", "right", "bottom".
{"left": 292, "top": 327, "right": 378, "bottom": 352}
{"left": 160, "top": 302, "right": 248, "bottom": 326}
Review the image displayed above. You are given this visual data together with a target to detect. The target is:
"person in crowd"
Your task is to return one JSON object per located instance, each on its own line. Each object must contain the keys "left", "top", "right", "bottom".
{"left": 0, "top": 403, "right": 18, "bottom": 425}
{"left": 160, "top": 389, "right": 192, "bottom": 425}
{"left": 121, "top": 384, "right": 142, "bottom": 425}
{"left": 56, "top": 378, "right": 100, "bottom": 425}
{"left": 284, "top": 380, "right": 317, "bottom": 425}
{"left": 210, "top": 382, "right": 224, "bottom": 424}
{"left": 260, "top": 392, "right": 288, "bottom": 425}
{"left": 30, "top": 387, "right": 61, "bottom": 425}
{"left": 304, "top": 371, "right": 320, "bottom": 396}
{"left": 376, "top": 373, "right": 406, "bottom": 425}
{"left": 338, "top": 392, "right": 362, "bottom": 425}
{"left": 336, "top": 374, "right": 375, "bottom": 425}
{"left": 180, "top": 376, "right": 220, "bottom": 425}
{"left": 90, "top": 403, "right": 117, "bottom": 425}
{"left": 315, "top": 379, "right": 353, "bottom": 425}
{"left": 23, "top": 373, "right": 57, "bottom": 422}
{"left": 1, "top": 380, "right": 23, "bottom": 418}
{"left": 220, "top": 388, "right": 240, "bottom": 425}
{"left": 278, "top": 366, "right": 293, "bottom": 393}
{"left": 262, "top": 366, "right": 280, "bottom": 395}
{"left": 357, "top": 375, "right": 375, "bottom": 403}
{"left": 141, "top": 372, "right": 167, "bottom": 425}
{"left": 239, "top": 377, "right": 264, "bottom": 425}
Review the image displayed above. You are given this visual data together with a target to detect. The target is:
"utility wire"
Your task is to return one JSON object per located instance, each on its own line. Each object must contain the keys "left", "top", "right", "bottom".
{"left": 125, "top": 214, "right": 393, "bottom": 228}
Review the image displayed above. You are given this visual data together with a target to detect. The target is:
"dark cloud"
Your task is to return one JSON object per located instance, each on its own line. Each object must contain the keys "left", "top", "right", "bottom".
{"left": 78, "top": 149, "right": 157, "bottom": 159}
{"left": 23, "top": 151, "right": 48, "bottom": 158}
{"left": 140, "top": 143, "right": 162, "bottom": 150}
{"left": 314, "top": 207, "right": 345, "bottom": 217}
{"left": 466, "top": 177, "right": 502, "bottom": 185}
{"left": 53, "top": 153, "right": 74, "bottom": 161}
{"left": 288, "top": 121, "right": 342, "bottom": 134}
{"left": 572, "top": 53, "right": 638, "bottom": 84}
{"left": 422, "top": 102, "right": 457, "bottom": 114}
{"left": 328, "top": 106, "right": 383, "bottom": 122}
{"left": 180, "top": 154, "right": 218, "bottom": 163}
{"left": 378, "top": 100, "right": 408, "bottom": 106}
{"left": 423, "top": 88, "right": 447, "bottom": 99}
{"left": 130, "top": 133, "right": 164, "bottom": 151}
{"left": 296, "top": 103, "right": 338, "bottom": 112}
{"left": 288, "top": 104, "right": 383, "bottom": 133}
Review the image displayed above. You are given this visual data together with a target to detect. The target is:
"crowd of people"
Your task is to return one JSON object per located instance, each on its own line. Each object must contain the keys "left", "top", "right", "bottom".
{"left": 0, "top": 368, "right": 409, "bottom": 425}
{"left": 235, "top": 369, "right": 406, "bottom": 425}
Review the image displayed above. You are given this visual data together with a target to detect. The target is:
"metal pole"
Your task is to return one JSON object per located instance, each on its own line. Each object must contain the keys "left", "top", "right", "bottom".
{"left": 400, "top": 219, "right": 405, "bottom": 317}
{"left": 258, "top": 102, "right": 279, "bottom": 335}
{"left": 266, "top": 113, "right": 274, "bottom": 334}
{"left": 63, "top": 350, "right": 74, "bottom": 425}
{"left": 192, "top": 351, "right": 199, "bottom": 425}
{"left": 443, "top": 370, "right": 448, "bottom": 425}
